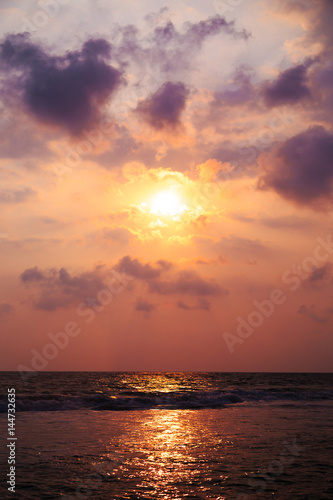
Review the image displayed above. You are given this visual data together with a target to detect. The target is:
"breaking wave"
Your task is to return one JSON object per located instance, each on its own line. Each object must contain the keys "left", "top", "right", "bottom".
{"left": 1, "top": 388, "right": 333, "bottom": 412}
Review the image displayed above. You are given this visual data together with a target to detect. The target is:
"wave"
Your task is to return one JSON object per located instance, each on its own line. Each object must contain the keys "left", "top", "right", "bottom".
{"left": 1, "top": 388, "right": 333, "bottom": 412}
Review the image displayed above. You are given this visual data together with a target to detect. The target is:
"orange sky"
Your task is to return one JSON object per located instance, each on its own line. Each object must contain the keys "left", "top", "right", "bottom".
{"left": 0, "top": 0, "right": 333, "bottom": 372}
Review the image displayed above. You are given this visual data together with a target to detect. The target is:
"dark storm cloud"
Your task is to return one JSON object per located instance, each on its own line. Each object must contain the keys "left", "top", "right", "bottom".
{"left": 258, "top": 126, "right": 333, "bottom": 205}
{"left": 0, "top": 34, "right": 123, "bottom": 134}
{"left": 0, "top": 187, "right": 36, "bottom": 203}
{"left": 263, "top": 62, "right": 312, "bottom": 107}
{"left": 136, "top": 81, "right": 190, "bottom": 129}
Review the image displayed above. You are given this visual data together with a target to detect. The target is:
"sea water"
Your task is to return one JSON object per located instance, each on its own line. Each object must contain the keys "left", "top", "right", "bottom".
{"left": 0, "top": 372, "right": 332, "bottom": 499}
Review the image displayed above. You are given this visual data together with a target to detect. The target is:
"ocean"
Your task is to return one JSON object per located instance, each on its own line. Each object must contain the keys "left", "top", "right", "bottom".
{"left": 0, "top": 372, "right": 332, "bottom": 499}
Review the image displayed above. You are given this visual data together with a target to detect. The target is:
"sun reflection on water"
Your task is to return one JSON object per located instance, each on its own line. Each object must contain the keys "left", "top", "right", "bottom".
{"left": 94, "top": 373, "right": 231, "bottom": 498}
{"left": 114, "top": 409, "right": 229, "bottom": 499}
{"left": 132, "top": 411, "right": 198, "bottom": 497}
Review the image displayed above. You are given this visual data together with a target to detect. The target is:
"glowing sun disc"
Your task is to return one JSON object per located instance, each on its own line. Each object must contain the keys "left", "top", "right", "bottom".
{"left": 150, "top": 190, "right": 187, "bottom": 216}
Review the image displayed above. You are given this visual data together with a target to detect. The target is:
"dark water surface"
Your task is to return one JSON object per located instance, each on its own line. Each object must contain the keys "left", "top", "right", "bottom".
{"left": 0, "top": 372, "right": 332, "bottom": 499}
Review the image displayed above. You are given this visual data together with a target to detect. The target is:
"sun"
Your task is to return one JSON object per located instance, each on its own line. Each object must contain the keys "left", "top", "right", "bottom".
{"left": 150, "top": 190, "right": 187, "bottom": 217}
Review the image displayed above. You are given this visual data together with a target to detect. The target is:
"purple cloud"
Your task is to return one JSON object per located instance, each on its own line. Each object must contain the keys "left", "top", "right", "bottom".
{"left": 20, "top": 266, "right": 45, "bottom": 282}
{"left": 116, "top": 14, "right": 250, "bottom": 73}
{"left": 135, "top": 297, "right": 156, "bottom": 314}
{"left": 20, "top": 266, "right": 108, "bottom": 311}
{"left": 136, "top": 81, "right": 189, "bottom": 129}
{"left": 20, "top": 260, "right": 214, "bottom": 312}
{"left": 213, "top": 66, "right": 256, "bottom": 107}
{"left": 298, "top": 304, "right": 329, "bottom": 324}
{"left": 184, "top": 16, "right": 250, "bottom": 43}
{"left": 116, "top": 256, "right": 224, "bottom": 298}
{"left": 177, "top": 299, "right": 210, "bottom": 311}
{"left": 153, "top": 15, "right": 250, "bottom": 49}
{"left": 307, "top": 263, "right": 331, "bottom": 282}
{"left": 263, "top": 62, "right": 312, "bottom": 107}
{"left": 258, "top": 126, "right": 333, "bottom": 205}
{"left": 149, "top": 270, "right": 227, "bottom": 296}
{"left": 0, "top": 303, "right": 14, "bottom": 316}
{"left": 0, "top": 34, "right": 123, "bottom": 134}
{"left": 117, "top": 255, "right": 171, "bottom": 280}
{"left": 0, "top": 187, "right": 36, "bottom": 203}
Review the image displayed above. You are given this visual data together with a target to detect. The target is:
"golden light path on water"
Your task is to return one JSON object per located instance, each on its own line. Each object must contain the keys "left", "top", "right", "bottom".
{"left": 116, "top": 409, "right": 229, "bottom": 499}
{"left": 95, "top": 373, "right": 230, "bottom": 498}
{"left": 12, "top": 373, "right": 328, "bottom": 498}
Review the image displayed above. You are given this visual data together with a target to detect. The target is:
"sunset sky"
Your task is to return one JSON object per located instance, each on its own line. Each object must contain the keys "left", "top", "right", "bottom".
{"left": 0, "top": 0, "right": 333, "bottom": 372}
